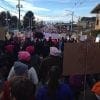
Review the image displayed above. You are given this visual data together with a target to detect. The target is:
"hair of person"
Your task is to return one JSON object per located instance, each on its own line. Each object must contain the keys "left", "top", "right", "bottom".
{"left": 10, "top": 76, "right": 36, "bottom": 100}
{"left": 47, "top": 66, "right": 61, "bottom": 99}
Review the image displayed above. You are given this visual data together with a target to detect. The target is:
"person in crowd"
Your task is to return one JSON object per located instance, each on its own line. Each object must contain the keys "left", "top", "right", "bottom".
{"left": 0, "top": 80, "right": 4, "bottom": 100}
{"left": 39, "top": 46, "right": 62, "bottom": 84}
{"left": 42, "top": 39, "right": 50, "bottom": 58}
{"left": 2, "top": 76, "right": 36, "bottom": 100}
{"left": 36, "top": 65, "right": 74, "bottom": 100}
{"left": 52, "top": 39, "right": 59, "bottom": 48}
{"left": 0, "top": 40, "right": 5, "bottom": 54}
{"left": 4, "top": 44, "right": 16, "bottom": 69}
{"left": 91, "top": 81, "right": 100, "bottom": 100}
{"left": 47, "top": 37, "right": 53, "bottom": 47}
{"left": 58, "top": 37, "right": 65, "bottom": 52}
{"left": 0, "top": 54, "right": 10, "bottom": 80}
{"left": 69, "top": 75, "right": 84, "bottom": 100}
{"left": 7, "top": 51, "right": 38, "bottom": 85}
{"left": 35, "top": 38, "right": 43, "bottom": 56}
{"left": 26, "top": 45, "right": 41, "bottom": 77}
{"left": 78, "top": 89, "right": 97, "bottom": 100}
{"left": 10, "top": 77, "right": 36, "bottom": 100}
{"left": 20, "top": 37, "right": 34, "bottom": 51}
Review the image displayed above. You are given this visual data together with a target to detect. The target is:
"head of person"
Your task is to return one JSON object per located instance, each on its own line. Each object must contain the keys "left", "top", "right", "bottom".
{"left": 10, "top": 76, "right": 36, "bottom": 100}
{"left": 47, "top": 66, "right": 61, "bottom": 98}
{"left": 4, "top": 44, "right": 14, "bottom": 54}
{"left": 50, "top": 47, "right": 61, "bottom": 57}
{"left": 52, "top": 39, "right": 58, "bottom": 47}
{"left": 25, "top": 46, "right": 35, "bottom": 55}
{"left": 14, "top": 61, "right": 28, "bottom": 77}
{"left": 18, "top": 51, "right": 31, "bottom": 64}
{"left": 48, "top": 37, "right": 52, "bottom": 41}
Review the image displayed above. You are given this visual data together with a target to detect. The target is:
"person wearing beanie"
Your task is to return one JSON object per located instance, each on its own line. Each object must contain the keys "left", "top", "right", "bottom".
{"left": 50, "top": 47, "right": 61, "bottom": 56}
{"left": 4, "top": 45, "right": 14, "bottom": 54}
{"left": 7, "top": 61, "right": 28, "bottom": 80}
{"left": 18, "top": 51, "right": 31, "bottom": 62}
{"left": 39, "top": 46, "right": 63, "bottom": 84}
{"left": 7, "top": 51, "right": 38, "bottom": 85}
{"left": 4, "top": 44, "right": 16, "bottom": 72}
{"left": 26, "top": 46, "right": 35, "bottom": 55}
{"left": 26, "top": 46, "right": 41, "bottom": 76}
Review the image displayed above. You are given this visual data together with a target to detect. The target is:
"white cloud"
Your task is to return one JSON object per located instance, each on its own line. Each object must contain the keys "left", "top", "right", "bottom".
{"left": 22, "top": 2, "right": 50, "bottom": 12}
{"left": 4, "top": 0, "right": 50, "bottom": 12}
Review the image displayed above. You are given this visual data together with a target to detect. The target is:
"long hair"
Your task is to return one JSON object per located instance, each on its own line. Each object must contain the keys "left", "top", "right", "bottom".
{"left": 47, "top": 66, "right": 61, "bottom": 100}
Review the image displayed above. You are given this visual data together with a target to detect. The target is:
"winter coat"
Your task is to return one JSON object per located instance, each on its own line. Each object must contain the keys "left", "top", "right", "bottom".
{"left": 7, "top": 61, "right": 38, "bottom": 85}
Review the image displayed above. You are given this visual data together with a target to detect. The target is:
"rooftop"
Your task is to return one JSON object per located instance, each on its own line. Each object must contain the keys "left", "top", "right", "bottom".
{"left": 91, "top": 4, "right": 100, "bottom": 13}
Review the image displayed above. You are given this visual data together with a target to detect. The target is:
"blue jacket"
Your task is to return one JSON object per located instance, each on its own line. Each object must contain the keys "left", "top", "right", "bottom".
{"left": 36, "top": 83, "right": 74, "bottom": 100}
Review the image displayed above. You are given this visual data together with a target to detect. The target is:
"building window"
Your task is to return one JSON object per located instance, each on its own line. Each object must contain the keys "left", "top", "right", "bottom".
{"left": 96, "top": 19, "right": 99, "bottom": 25}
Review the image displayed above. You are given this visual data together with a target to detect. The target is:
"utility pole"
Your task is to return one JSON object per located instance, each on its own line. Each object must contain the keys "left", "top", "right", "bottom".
{"left": 65, "top": 10, "right": 74, "bottom": 35}
{"left": 78, "top": 16, "right": 81, "bottom": 34}
{"left": 70, "top": 11, "right": 74, "bottom": 34}
{"left": 16, "top": 0, "right": 23, "bottom": 32}
{"left": 18, "top": 0, "right": 20, "bottom": 32}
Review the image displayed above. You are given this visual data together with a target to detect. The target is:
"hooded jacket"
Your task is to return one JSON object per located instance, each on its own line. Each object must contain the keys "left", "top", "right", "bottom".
{"left": 7, "top": 61, "right": 38, "bottom": 85}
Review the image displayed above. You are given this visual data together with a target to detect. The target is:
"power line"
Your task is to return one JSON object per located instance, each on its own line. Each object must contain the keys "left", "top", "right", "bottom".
{"left": 2, "top": 0, "right": 16, "bottom": 10}
{"left": 74, "top": 0, "right": 98, "bottom": 7}
{"left": 1, "top": 0, "right": 19, "bottom": 14}
{"left": 0, "top": 5, "right": 7, "bottom": 10}
{"left": 0, "top": 4, "right": 18, "bottom": 14}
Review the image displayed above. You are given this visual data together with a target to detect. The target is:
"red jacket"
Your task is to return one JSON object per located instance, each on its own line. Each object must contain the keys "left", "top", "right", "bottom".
{"left": 2, "top": 81, "right": 10, "bottom": 100}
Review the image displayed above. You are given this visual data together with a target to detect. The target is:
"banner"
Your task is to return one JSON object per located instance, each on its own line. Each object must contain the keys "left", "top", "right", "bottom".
{"left": 63, "top": 43, "right": 100, "bottom": 75}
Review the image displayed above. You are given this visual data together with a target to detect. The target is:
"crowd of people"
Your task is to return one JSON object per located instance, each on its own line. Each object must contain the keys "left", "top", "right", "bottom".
{"left": 0, "top": 33, "right": 99, "bottom": 100}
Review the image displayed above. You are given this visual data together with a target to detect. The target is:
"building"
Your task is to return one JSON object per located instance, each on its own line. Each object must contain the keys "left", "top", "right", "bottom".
{"left": 91, "top": 4, "right": 100, "bottom": 30}
{"left": 78, "top": 17, "right": 96, "bottom": 33}
{"left": 54, "top": 23, "right": 70, "bottom": 34}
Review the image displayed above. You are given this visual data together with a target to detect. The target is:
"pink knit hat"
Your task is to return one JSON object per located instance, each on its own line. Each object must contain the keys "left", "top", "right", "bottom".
{"left": 50, "top": 47, "right": 61, "bottom": 56}
{"left": 18, "top": 51, "right": 31, "bottom": 62}
{"left": 26, "top": 46, "right": 35, "bottom": 54}
{"left": 5, "top": 45, "right": 14, "bottom": 54}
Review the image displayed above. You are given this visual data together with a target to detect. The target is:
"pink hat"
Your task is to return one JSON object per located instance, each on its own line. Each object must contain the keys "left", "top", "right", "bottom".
{"left": 26, "top": 46, "right": 35, "bottom": 54}
{"left": 50, "top": 47, "right": 61, "bottom": 56}
{"left": 18, "top": 51, "right": 31, "bottom": 62}
{"left": 5, "top": 45, "right": 14, "bottom": 54}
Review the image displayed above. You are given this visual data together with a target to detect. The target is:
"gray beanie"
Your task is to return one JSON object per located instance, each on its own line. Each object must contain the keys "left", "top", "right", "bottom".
{"left": 14, "top": 61, "right": 28, "bottom": 76}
